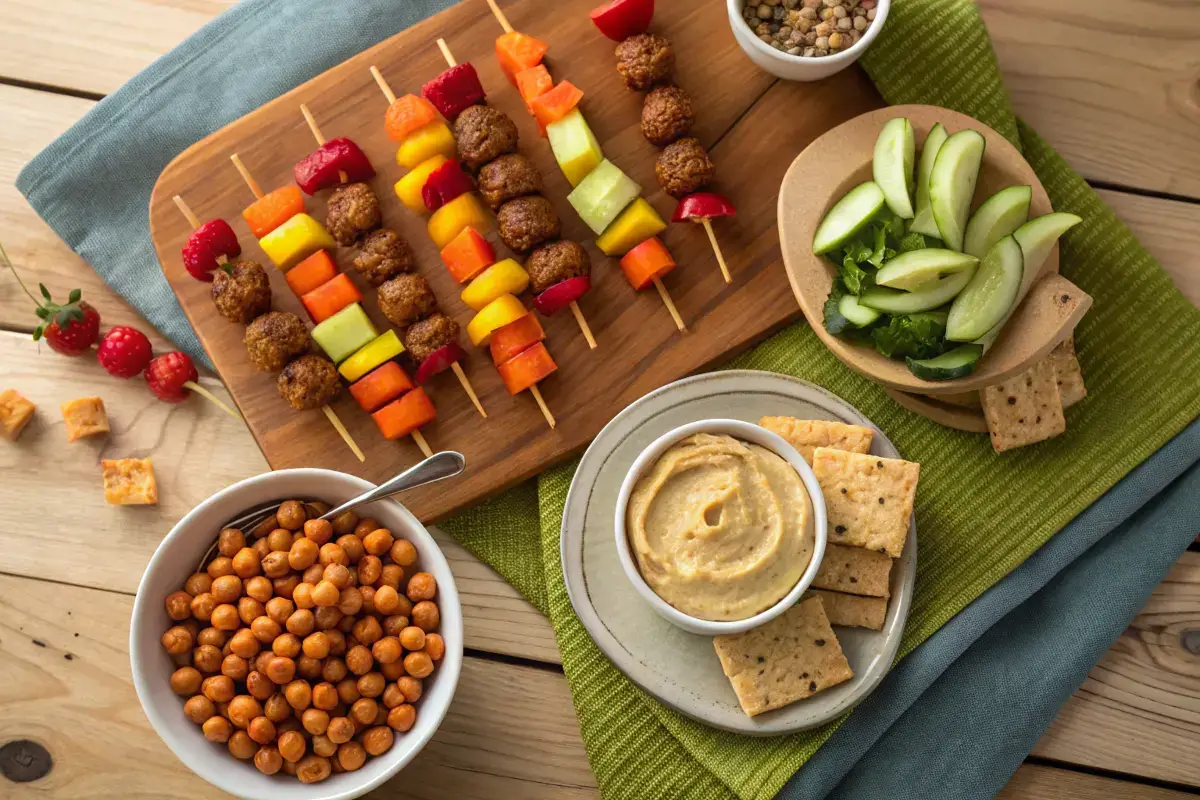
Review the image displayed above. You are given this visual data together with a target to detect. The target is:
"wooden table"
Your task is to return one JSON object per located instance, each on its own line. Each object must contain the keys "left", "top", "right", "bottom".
{"left": 1, "top": 1, "right": 1197, "bottom": 798}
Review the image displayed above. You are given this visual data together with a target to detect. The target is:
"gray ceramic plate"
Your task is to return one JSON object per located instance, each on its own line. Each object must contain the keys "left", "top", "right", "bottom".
{"left": 561, "top": 370, "right": 917, "bottom": 735}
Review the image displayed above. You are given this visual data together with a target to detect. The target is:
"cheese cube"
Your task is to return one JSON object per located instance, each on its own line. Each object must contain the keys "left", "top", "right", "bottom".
{"left": 259, "top": 213, "right": 337, "bottom": 270}
{"left": 102, "top": 458, "right": 158, "bottom": 505}
{"left": 0, "top": 389, "right": 36, "bottom": 441}
{"left": 61, "top": 396, "right": 110, "bottom": 442}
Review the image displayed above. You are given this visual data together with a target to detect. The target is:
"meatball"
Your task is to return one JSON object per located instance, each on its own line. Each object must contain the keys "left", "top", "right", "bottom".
{"left": 615, "top": 33, "right": 674, "bottom": 91}
{"left": 403, "top": 314, "right": 459, "bottom": 363}
{"left": 527, "top": 240, "right": 590, "bottom": 295}
{"left": 641, "top": 86, "right": 694, "bottom": 147}
{"left": 354, "top": 229, "right": 415, "bottom": 287}
{"left": 325, "top": 183, "right": 381, "bottom": 247}
{"left": 378, "top": 274, "right": 438, "bottom": 329}
{"left": 211, "top": 260, "right": 271, "bottom": 324}
{"left": 278, "top": 354, "right": 341, "bottom": 411}
{"left": 497, "top": 196, "right": 560, "bottom": 253}
{"left": 245, "top": 311, "right": 310, "bottom": 372}
{"left": 453, "top": 105, "right": 519, "bottom": 171}
{"left": 655, "top": 137, "right": 715, "bottom": 198}
{"left": 477, "top": 154, "right": 543, "bottom": 210}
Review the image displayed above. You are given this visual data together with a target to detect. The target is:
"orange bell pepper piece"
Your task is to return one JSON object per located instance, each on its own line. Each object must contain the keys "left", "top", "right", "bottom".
{"left": 440, "top": 226, "right": 496, "bottom": 283}
{"left": 497, "top": 341, "right": 557, "bottom": 395}
{"left": 530, "top": 81, "right": 584, "bottom": 132}
{"left": 286, "top": 250, "right": 338, "bottom": 297}
{"left": 350, "top": 361, "right": 414, "bottom": 412}
{"left": 385, "top": 94, "right": 439, "bottom": 142}
{"left": 301, "top": 272, "right": 363, "bottom": 323}
{"left": 619, "top": 236, "right": 676, "bottom": 291}
{"left": 242, "top": 185, "right": 305, "bottom": 238}
{"left": 490, "top": 312, "right": 545, "bottom": 366}
{"left": 372, "top": 387, "right": 437, "bottom": 440}
{"left": 496, "top": 31, "right": 548, "bottom": 84}
{"left": 516, "top": 65, "right": 553, "bottom": 113}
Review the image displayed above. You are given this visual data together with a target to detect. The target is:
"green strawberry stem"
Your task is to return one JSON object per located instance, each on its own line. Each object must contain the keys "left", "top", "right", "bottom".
{"left": 0, "top": 242, "right": 43, "bottom": 307}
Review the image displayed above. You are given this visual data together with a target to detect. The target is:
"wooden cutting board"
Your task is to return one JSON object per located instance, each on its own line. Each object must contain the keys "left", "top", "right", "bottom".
{"left": 148, "top": 0, "right": 883, "bottom": 522}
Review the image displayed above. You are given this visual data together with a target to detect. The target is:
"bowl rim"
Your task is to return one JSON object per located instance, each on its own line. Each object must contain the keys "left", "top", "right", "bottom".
{"left": 726, "top": 0, "right": 891, "bottom": 69}
{"left": 612, "top": 418, "right": 828, "bottom": 636}
{"left": 129, "top": 467, "right": 463, "bottom": 800}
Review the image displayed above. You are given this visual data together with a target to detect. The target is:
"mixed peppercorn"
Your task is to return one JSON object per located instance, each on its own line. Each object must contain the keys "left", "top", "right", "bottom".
{"left": 741, "top": 0, "right": 878, "bottom": 58}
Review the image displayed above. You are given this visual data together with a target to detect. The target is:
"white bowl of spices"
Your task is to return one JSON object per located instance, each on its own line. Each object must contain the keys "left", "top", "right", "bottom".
{"left": 728, "top": 0, "right": 890, "bottom": 82}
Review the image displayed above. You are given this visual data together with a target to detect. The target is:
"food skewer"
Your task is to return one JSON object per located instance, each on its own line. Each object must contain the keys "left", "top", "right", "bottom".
{"left": 171, "top": 194, "right": 364, "bottom": 458}
{"left": 227, "top": 155, "right": 437, "bottom": 457}
{"left": 295, "top": 103, "right": 488, "bottom": 420}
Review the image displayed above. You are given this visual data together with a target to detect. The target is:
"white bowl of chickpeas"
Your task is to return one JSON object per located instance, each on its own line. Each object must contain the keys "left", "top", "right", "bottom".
{"left": 130, "top": 468, "right": 462, "bottom": 800}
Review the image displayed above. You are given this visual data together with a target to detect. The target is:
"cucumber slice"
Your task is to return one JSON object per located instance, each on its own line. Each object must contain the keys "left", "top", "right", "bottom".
{"left": 929, "top": 129, "right": 986, "bottom": 252}
{"left": 873, "top": 117, "right": 916, "bottom": 219}
{"left": 1012, "top": 212, "right": 1083, "bottom": 295}
{"left": 906, "top": 344, "right": 984, "bottom": 381}
{"left": 874, "top": 248, "right": 979, "bottom": 291}
{"left": 813, "top": 181, "right": 886, "bottom": 255}
{"left": 859, "top": 268, "right": 975, "bottom": 314}
{"left": 909, "top": 123, "right": 948, "bottom": 237}
{"left": 839, "top": 294, "right": 882, "bottom": 327}
{"left": 946, "top": 235, "right": 1023, "bottom": 341}
{"left": 963, "top": 185, "right": 1031, "bottom": 259}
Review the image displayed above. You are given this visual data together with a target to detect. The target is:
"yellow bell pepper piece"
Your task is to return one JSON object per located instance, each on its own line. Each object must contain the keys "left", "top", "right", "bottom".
{"left": 259, "top": 213, "right": 336, "bottom": 270}
{"left": 338, "top": 330, "right": 405, "bottom": 382}
{"left": 467, "top": 293, "right": 528, "bottom": 347}
{"left": 595, "top": 198, "right": 667, "bottom": 256}
{"left": 396, "top": 121, "right": 458, "bottom": 169}
{"left": 394, "top": 155, "right": 449, "bottom": 213}
{"left": 461, "top": 259, "right": 530, "bottom": 311}
{"left": 428, "top": 193, "right": 491, "bottom": 250}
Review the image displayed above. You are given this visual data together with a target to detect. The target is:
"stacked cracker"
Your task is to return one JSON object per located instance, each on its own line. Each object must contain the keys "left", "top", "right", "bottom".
{"left": 712, "top": 417, "right": 920, "bottom": 717}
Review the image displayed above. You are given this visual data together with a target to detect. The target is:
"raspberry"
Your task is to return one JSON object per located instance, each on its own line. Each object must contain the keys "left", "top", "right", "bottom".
{"left": 97, "top": 326, "right": 154, "bottom": 378}
{"left": 145, "top": 352, "right": 198, "bottom": 403}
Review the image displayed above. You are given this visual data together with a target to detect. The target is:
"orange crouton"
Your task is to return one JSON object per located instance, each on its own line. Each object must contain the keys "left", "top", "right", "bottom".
{"left": 61, "top": 396, "right": 110, "bottom": 442}
{"left": 1, "top": 389, "right": 36, "bottom": 441}
{"left": 101, "top": 458, "right": 158, "bottom": 505}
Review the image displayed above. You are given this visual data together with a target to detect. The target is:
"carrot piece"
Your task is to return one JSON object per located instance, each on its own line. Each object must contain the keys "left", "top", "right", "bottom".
{"left": 530, "top": 81, "right": 584, "bottom": 131}
{"left": 242, "top": 185, "right": 305, "bottom": 238}
{"left": 619, "top": 237, "right": 677, "bottom": 291}
{"left": 350, "top": 361, "right": 414, "bottom": 412}
{"left": 496, "top": 32, "right": 548, "bottom": 84}
{"left": 301, "top": 273, "right": 363, "bottom": 323}
{"left": 497, "top": 342, "right": 557, "bottom": 395}
{"left": 489, "top": 312, "right": 545, "bottom": 366}
{"left": 439, "top": 226, "right": 496, "bottom": 283}
{"left": 285, "top": 250, "right": 338, "bottom": 297}
{"left": 372, "top": 387, "right": 437, "bottom": 440}
{"left": 385, "top": 94, "right": 439, "bottom": 142}
{"left": 516, "top": 65, "right": 553, "bottom": 113}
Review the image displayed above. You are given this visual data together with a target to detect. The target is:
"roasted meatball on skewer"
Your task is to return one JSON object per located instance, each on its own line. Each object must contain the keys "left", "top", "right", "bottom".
{"left": 278, "top": 354, "right": 341, "bottom": 410}
{"left": 477, "top": 154, "right": 543, "bottom": 210}
{"left": 403, "top": 314, "right": 461, "bottom": 364}
{"left": 245, "top": 311, "right": 311, "bottom": 372}
{"left": 497, "top": 195, "right": 561, "bottom": 253}
{"left": 615, "top": 33, "right": 674, "bottom": 90}
{"left": 212, "top": 260, "right": 271, "bottom": 324}
{"left": 354, "top": 228, "right": 416, "bottom": 287}
{"left": 325, "top": 182, "right": 381, "bottom": 247}
{"left": 527, "top": 240, "right": 591, "bottom": 295}
{"left": 378, "top": 273, "right": 438, "bottom": 329}
{"left": 641, "top": 86, "right": 694, "bottom": 147}
{"left": 454, "top": 105, "right": 520, "bottom": 172}
{"left": 656, "top": 137, "right": 715, "bottom": 198}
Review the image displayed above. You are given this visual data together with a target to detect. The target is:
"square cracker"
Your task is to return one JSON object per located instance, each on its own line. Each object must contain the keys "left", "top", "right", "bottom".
{"left": 1048, "top": 337, "right": 1087, "bottom": 408}
{"left": 759, "top": 417, "right": 874, "bottom": 465}
{"left": 807, "top": 590, "right": 888, "bottom": 631}
{"left": 713, "top": 596, "right": 854, "bottom": 716}
{"left": 812, "top": 543, "right": 892, "bottom": 598}
{"left": 812, "top": 448, "right": 919, "bottom": 558}
{"left": 102, "top": 458, "right": 158, "bottom": 505}
{"left": 61, "top": 396, "right": 109, "bottom": 442}
{"left": 980, "top": 358, "right": 1066, "bottom": 453}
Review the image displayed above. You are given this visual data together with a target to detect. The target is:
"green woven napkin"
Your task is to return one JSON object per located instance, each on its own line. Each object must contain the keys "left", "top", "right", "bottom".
{"left": 442, "top": 1, "right": 1200, "bottom": 798}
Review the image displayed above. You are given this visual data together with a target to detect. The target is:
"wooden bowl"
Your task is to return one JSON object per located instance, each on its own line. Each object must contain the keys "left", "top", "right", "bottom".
{"left": 778, "top": 104, "right": 1091, "bottom": 394}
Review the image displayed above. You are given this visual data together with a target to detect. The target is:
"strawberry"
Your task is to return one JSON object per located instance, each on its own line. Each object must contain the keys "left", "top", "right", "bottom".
{"left": 97, "top": 326, "right": 154, "bottom": 378}
{"left": 145, "top": 352, "right": 198, "bottom": 403}
{"left": 2, "top": 242, "right": 100, "bottom": 356}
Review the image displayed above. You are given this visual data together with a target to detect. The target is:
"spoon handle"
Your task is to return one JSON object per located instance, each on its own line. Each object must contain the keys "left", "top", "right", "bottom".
{"left": 320, "top": 451, "right": 466, "bottom": 521}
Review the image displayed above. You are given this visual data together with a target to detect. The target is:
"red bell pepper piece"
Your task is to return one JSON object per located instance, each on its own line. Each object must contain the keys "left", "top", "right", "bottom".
{"left": 516, "top": 65, "right": 553, "bottom": 113}
{"left": 372, "top": 387, "right": 437, "bottom": 440}
{"left": 672, "top": 192, "right": 737, "bottom": 222}
{"left": 385, "top": 94, "right": 439, "bottom": 142}
{"left": 620, "top": 237, "right": 676, "bottom": 290}
{"left": 182, "top": 219, "right": 241, "bottom": 282}
{"left": 496, "top": 342, "right": 557, "bottom": 395}
{"left": 351, "top": 361, "right": 415, "bottom": 412}
{"left": 242, "top": 185, "right": 305, "bottom": 238}
{"left": 421, "top": 160, "right": 475, "bottom": 213}
{"left": 529, "top": 81, "right": 584, "bottom": 132}
{"left": 589, "top": 0, "right": 655, "bottom": 41}
{"left": 489, "top": 312, "right": 545, "bottom": 366}
{"left": 414, "top": 342, "right": 467, "bottom": 385}
{"left": 533, "top": 276, "right": 591, "bottom": 316}
{"left": 286, "top": 250, "right": 339, "bottom": 297}
{"left": 422, "top": 63, "right": 487, "bottom": 122}
{"left": 293, "top": 137, "right": 376, "bottom": 195}
{"left": 440, "top": 227, "right": 496, "bottom": 283}
{"left": 496, "top": 31, "right": 548, "bottom": 84}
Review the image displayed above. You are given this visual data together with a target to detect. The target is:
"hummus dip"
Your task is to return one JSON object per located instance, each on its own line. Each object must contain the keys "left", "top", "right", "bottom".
{"left": 627, "top": 433, "right": 815, "bottom": 621}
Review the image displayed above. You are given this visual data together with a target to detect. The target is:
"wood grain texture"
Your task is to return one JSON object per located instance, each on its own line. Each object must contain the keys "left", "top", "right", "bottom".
{"left": 147, "top": 0, "right": 881, "bottom": 522}
{"left": 998, "top": 763, "right": 1198, "bottom": 800}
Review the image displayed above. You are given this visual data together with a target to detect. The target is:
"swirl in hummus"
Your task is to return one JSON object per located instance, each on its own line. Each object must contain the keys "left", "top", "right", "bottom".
{"left": 627, "top": 433, "right": 815, "bottom": 621}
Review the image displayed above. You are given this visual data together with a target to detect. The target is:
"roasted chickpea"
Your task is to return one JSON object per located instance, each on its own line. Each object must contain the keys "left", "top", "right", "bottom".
{"left": 228, "top": 695, "right": 264, "bottom": 728}
{"left": 349, "top": 697, "right": 378, "bottom": 726}
{"left": 278, "top": 729, "right": 307, "bottom": 763}
{"left": 372, "top": 636, "right": 403, "bottom": 665}
{"left": 281, "top": 680, "right": 311, "bottom": 713}
{"left": 229, "top": 628, "right": 261, "bottom": 659}
{"left": 321, "top": 658, "right": 347, "bottom": 686}
{"left": 424, "top": 633, "right": 446, "bottom": 662}
{"left": 249, "top": 616, "right": 280, "bottom": 645}
{"left": 363, "top": 527, "right": 394, "bottom": 556}
{"left": 335, "top": 586, "right": 363, "bottom": 617}
{"left": 353, "top": 616, "right": 383, "bottom": 647}
{"left": 193, "top": 643, "right": 223, "bottom": 673}
{"left": 263, "top": 596, "right": 293, "bottom": 625}
{"left": 297, "top": 654, "right": 324, "bottom": 680}
{"left": 311, "top": 681, "right": 339, "bottom": 711}
{"left": 399, "top": 626, "right": 426, "bottom": 651}
{"left": 354, "top": 518, "right": 380, "bottom": 539}
{"left": 248, "top": 716, "right": 276, "bottom": 745}
{"left": 412, "top": 601, "right": 440, "bottom": 632}
{"left": 381, "top": 614, "right": 409, "bottom": 638}
{"left": 397, "top": 675, "right": 423, "bottom": 703}
{"left": 254, "top": 744, "right": 283, "bottom": 775}
{"left": 292, "top": 582, "right": 315, "bottom": 610}
{"left": 387, "top": 703, "right": 417, "bottom": 732}
{"left": 381, "top": 682, "right": 404, "bottom": 709}
{"left": 303, "top": 632, "right": 331, "bottom": 660}
{"left": 319, "top": 543, "right": 349, "bottom": 568}
{"left": 335, "top": 740, "right": 366, "bottom": 772}
{"left": 404, "top": 651, "right": 434, "bottom": 679}
{"left": 251, "top": 537, "right": 272, "bottom": 560}
{"left": 311, "top": 580, "right": 340, "bottom": 608}
{"left": 221, "top": 654, "right": 249, "bottom": 681}
{"left": 202, "top": 674, "right": 235, "bottom": 703}
{"left": 209, "top": 603, "right": 239, "bottom": 631}
{"left": 170, "top": 666, "right": 202, "bottom": 696}
{"left": 322, "top": 563, "right": 352, "bottom": 590}
{"left": 218, "top": 527, "right": 247, "bottom": 557}
{"left": 354, "top": 554, "right": 381, "bottom": 585}
{"left": 335, "top": 676, "right": 361, "bottom": 705}
{"left": 380, "top": 660, "right": 405, "bottom": 681}
{"left": 336, "top": 534, "right": 365, "bottom": 564}
{"left": 267, "top": 527, "right": 294, "bottom": 552}
{"left": 281, "top": 759, "right": 298, "bottom": 777}
{"left": 276, "top": 499, "right": 307, "bottom": 531}
{"left": 389, "top": 538, "right": 419, "bottom": 567}
{"left": 327, "top": 510, "right": 357, "bottom": 536}
{"left": 264, "top": 692, "right": 292, "bottom": 723}
{"left": 344, "top": 645, "right": 373, "bottom": 676}
{"left": 362, "top": 726, "right": 394, "bottom": 756}
{"left": 358, "top": 585, "right": 377, "bottom": 615}
{"left": 184, "top": 573, "right": 212, "bottom": 596}
{"left": 372, "top": 585, "right": 401, "bottom": 616}
{"left": 261, "top": 551, "right": 291, "bottom": 579}
{"left": 266, "top": 656, "right": 297, "bottom": 685}
{"left": 228, "top": 729, "right": 257, "bottom": 760}
{"left": 285, "top": 608, "right": 315, "bottom": 638}
{"left": 378, "top": 565, "right": 404, "bottom": 591}
{"left": 325, "top": 716, "right": 354, "bottom": 745}
{"left": 209, "top": 575, "right": 241, "bottom": 604}
{"left": 273, "top": 575, "right": 301, "bottom": 599}
{"left": 325, "top": 630, "right": 347, "bottom": 659}
{"left": 238, "top": 596, "right": 266, "bottom": 625}
{"left": 203, "top": 715, "right": 232, "bottom": 743}
{"left": 357, "top": 672, "right": 385, "bottom": 699}
{"left": 246, "top": 670, "right": 275, "bottom": 701}
{"left": 314, "top": 606, "right": 343, "bottom": 631}
{"left": 338, "top": 615, "right": 357, "bottom": 635}
{"left": 165, "top": 591, "right": 193, "bottom": 621}
{"left": 161, "top": 625, "right": 194, "bottom": 655}
{"left": 305, "top": 734, "right": 333, "bottom": 760}
{"left": 296, "top": 754, "right": 332, "bottom": 784}
{"left": 253, "top": 651, "right": 275, "bottom": 675}
{"left": 197, "top": 628, "right": 226, "bottom": 649}
{"left": 244, "top": 575, "right": 273, "bottom": 603}
{"left": 288, "top": 537, "right": 319, "bottom": 571}
{"left": 301, "top": 708, "right": 330, "bottom": 736}
{"left": 207, "top": 556, "right": 235, "bottom": 579}
{"left": 272, "top": 633, "right": 302, "bottom": 658}
{"left": 303, "top": 517, "right": 334, "bottom": 545}
{"left": 406, "top": 572, "right": 437, "bottom": 602}
{"left": 231, "top": 547, "right": 260, "bottom": 579}
{"left": 302, "top": 563, "right": 325, "bottom": 585}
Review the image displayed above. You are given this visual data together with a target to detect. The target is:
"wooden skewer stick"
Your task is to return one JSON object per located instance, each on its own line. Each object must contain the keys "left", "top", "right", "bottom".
{"left": 322, "top": 406, "right": 366, "bottom": 462}
{"left": 436, "top": 38, "right": 457, "bottom": 68}
{"left": 411, "top": 429, "right": 434, "bottom": 458}
{"left": 300, "top": 104, "right": 349, "bottom": 184}
{"left": 485, "top": 0, "right": 514, "bottom": 33}
{"left": 569, "top": 301, "right": 598, "bottom": 349}
{"left": 702, "top": 219, "right": 732, "bottom": 284}
{"left": 653, "top": 277, "right": 686, "bottom": 332}
{"left": 229, "top": 153, "right": 264, "bottom": 199}
{"left": 529, "top": 384, "right": 556, "bottom": 429}
{"left": 450, "top": 362, "right": 488, "bottom": 418}
{"left": 370, "top": 66, "right": 398, "bottom": 105}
